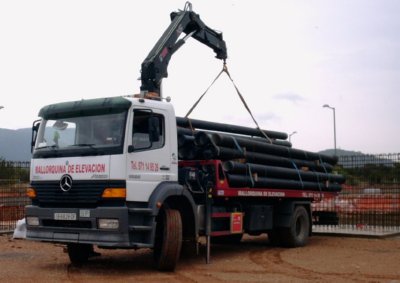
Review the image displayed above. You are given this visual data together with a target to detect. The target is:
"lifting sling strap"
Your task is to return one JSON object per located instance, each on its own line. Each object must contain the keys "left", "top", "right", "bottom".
{"left": 185, "top": 63, "right": 273, "bottom": 144}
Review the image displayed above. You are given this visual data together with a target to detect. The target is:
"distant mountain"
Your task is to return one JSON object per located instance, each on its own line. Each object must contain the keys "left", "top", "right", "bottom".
{"left": 0, "top": 127, "right": 75, "bottom": 162}
{"left": 318, "top": 148, "right": 365, "bottom": 157}
{"left": 0, "top": 128, "right": 32, "bottom": 161}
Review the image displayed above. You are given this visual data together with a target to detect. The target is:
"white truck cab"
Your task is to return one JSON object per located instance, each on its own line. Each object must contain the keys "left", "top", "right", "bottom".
{"left": 30, "top": 96, "right": 178, "bottom": 201}
{"left": 27, "top": 96, "right": 195, "bottom": 270}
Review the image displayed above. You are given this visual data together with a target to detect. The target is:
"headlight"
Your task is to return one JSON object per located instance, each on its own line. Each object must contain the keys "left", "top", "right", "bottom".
{"left": 26, "top": 216, "right": 39, "bottom": 226}
{"left": 98, "top": 219, "right": 119, "bottom": 230}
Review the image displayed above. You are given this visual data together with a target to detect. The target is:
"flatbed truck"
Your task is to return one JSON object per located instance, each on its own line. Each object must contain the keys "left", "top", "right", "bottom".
{"left": 25, "top": 3, "right": 342, "bottom": 271}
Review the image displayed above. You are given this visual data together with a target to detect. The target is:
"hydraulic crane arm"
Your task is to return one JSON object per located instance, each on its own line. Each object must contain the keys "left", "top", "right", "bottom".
{"left": 140, "top": 2, "right": 227, "bottom": 97}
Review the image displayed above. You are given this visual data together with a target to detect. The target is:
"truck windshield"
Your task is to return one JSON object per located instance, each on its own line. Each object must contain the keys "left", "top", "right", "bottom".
{"left": 33, "top": 111, "right": 127, "bottom": 158}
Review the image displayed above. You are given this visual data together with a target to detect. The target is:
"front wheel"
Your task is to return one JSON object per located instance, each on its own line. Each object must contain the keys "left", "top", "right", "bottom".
{"left": 280, "top": 206, "right": 310, "bottom": 247}
{"left": 154, "top": 208, "right": 182, "bottom": 271}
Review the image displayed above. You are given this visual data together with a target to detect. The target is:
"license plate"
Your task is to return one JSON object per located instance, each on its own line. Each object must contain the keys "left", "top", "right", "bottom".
{"left": 54, "top": 212, "right": 77, "bottom": 221}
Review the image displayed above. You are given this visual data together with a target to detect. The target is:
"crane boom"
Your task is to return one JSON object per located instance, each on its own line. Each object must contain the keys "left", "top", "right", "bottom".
{"left": 140, "top": 2, "right": 227, "bottom": 97}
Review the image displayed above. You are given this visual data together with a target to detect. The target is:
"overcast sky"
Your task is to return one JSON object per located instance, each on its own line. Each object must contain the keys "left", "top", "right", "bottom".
{"left": 1, "top": 0, "right": 399, "bottom": 154}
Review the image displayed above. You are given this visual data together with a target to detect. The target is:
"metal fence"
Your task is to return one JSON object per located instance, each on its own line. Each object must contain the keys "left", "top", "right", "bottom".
{"left": 1, "top": 155, "right": 400, "bottom": 235}
{"left": 0, "top": 161, "right": 30, "bottom": 233}
{"left": 313, "top": 153, "right": 400, "bottom": 235}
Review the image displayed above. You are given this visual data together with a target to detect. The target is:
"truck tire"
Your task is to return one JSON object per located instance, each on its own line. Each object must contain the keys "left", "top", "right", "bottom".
{"left": 154, "top": 208, "right": 182, "bottom": 271}
{"left": 67, "top": 243, "right": 92, "bottom": 266}
{"left": 280, "top": 206, "right": 310, "bottom": 247}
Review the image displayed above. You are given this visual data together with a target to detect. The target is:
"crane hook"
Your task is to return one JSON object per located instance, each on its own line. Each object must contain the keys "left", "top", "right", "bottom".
{"left": 184, "top": 2, "right": 193, "bottom": 12}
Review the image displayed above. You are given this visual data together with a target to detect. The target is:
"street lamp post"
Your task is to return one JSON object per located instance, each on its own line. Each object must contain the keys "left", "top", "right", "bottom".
{"left": 323, "top": 104, "right": 337, "bottom": 156}
{"left": 289, "top": 131, "right": 297, "bottom": 143}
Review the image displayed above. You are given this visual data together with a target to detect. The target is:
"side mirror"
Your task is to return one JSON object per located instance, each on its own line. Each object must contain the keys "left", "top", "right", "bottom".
{"left": 31, "top": 119, "right": 41, "bottom": 153}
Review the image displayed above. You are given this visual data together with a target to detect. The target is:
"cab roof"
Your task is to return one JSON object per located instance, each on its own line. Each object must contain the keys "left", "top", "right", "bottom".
{"left": 38, "top": 97, "right": 132, "bottom": 119}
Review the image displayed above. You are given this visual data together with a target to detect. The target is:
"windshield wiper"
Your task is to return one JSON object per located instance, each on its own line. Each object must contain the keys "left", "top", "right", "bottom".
{"left": 70, "top": 144, "right": 105, "bottom": 155}
{"left": 70, "top": 143, "right": 96, "bottom": 148}
{"left": 36, "top": 145, "right": 59, "bottom": 150}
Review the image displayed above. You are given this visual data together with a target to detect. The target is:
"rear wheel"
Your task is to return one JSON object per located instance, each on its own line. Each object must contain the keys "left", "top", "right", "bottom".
{"left": 280, "top": 206, "right": 310, "bottom": 247}
{"left": 154, "top": 208, "right": 182, "bottom": 271}
{"left": 67, "top": 243, "right": 92, "bottom": 266}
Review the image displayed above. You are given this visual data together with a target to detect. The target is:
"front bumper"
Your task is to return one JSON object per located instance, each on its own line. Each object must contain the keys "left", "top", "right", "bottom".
{"left": 25, "top": 205, "right": 138, "bottom": 248}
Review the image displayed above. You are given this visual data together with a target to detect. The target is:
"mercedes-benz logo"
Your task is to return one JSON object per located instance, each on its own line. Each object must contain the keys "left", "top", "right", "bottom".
{"left": 60, "top": 174, "right": 73, "bottom": 192}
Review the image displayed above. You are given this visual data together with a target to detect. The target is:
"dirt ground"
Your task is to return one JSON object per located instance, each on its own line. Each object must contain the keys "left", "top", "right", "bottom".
{"left": 1, "top": 234, "right": 400, "bottom": 283}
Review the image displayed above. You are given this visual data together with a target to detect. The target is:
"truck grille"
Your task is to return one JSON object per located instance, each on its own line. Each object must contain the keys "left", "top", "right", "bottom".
{"left": 42, "top": 219, "right": 92, "bottom": 228}
{"left": 30, "top": 180, "right": 125, "bottom": 208}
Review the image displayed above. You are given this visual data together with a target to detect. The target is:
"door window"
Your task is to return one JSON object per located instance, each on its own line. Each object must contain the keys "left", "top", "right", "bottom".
{"left": 132, "top": 110, "right": 164, "bottom": 151}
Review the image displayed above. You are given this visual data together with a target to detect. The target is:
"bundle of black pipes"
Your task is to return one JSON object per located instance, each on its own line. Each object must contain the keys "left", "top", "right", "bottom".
{"left": 177, "top": 117, "right": 345, "bottom": 192}
{"left": 176, "top": 117, "right": 288, "bottom": 140}
{"left": 223, "top": 161, "right": 343, "bottom": 192}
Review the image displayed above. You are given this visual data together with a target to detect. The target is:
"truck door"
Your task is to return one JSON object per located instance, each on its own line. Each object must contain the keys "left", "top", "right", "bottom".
{"left": 126, "top": 108, "right": 175, "bottom": 202}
